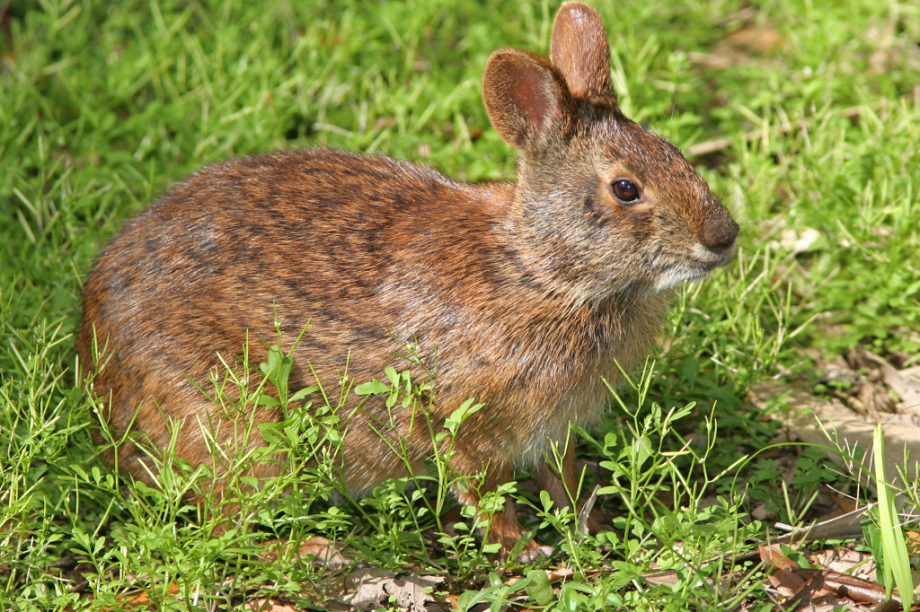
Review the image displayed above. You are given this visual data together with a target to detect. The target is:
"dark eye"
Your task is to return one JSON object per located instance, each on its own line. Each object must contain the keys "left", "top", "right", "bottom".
{"left": 611, "top": 179, "right": 640, "bottom": 203}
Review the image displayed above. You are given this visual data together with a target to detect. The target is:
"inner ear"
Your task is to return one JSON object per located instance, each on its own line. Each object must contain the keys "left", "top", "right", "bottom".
{"left": 511, "top": 65, "right": 554, "bottom": 138}
{"left": 550, "top": 2, "right": 615, "bottom": 103}
{"left": 482, "top": 49, "right": 564, "bottom": 151}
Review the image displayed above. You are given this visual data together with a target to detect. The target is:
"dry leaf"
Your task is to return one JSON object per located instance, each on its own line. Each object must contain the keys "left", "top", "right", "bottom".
{"left": 828, "top": 492, "right": 859, "bottom": 514}
{"left": 261, "top": 536, "right": 349, "bottom": 569}
{"left": 759, "top": 543, "right": 799, "bottom": 571}
{"left": 245, "top": 599, "right": 299, "bottom": 612}
{"left": 690, "top": 23, "right": 785, "bottom": 70}
{"left": 642, "top": 569, "right": 726, "bottom": 591}
{"left": 870, "top": 600, "right": 903, "bottom": 612}
{"left": 723, "top": 25, "right": 783, "bottom": 53}
{"left": 810, "top": 548, "right": 876, "bottom": 581}
{"left": 126, "top": 582, "right": 181, "bottom": 606}
{"left": 861, "top": 350, "right": 920, "bottom": 414}
{"left": 642, "top": 570, "right": 681, "bottom": 588}
{"left": 760, "top": 545, "right": 894, "bottom": 608}
{"left": 796, "top": 569, "right": 891, "bottom": 605}
{"left": 338, "top": 568, "right": 444, "bottom": 611}
{"left": 765, "top": 566, "right": 805, "bottom": 598}
{"left": 548, "top": 566, "right": 575, "bottom": 581}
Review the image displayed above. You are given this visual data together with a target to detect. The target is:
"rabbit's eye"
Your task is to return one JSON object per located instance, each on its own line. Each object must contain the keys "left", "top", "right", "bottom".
{"left": 611, "top": 179, "right": 640, "bottom": 203}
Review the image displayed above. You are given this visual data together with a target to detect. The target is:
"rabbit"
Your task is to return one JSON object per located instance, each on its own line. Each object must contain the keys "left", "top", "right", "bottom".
{"left": 78, "top": 1, "right": 739, "bottom": 562}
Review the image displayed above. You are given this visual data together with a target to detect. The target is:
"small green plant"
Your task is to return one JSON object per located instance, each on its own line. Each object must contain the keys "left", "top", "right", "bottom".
{"left": 744, "top": 446, "right": 844, "bottom": 525}
{"left": 592, "top": 362, "right": 763, "bottom": 607}
{"left": 353, "top": 362, "right": 506, "bottom": 580}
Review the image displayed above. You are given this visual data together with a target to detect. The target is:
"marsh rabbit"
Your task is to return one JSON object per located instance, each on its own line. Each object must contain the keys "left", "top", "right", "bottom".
{"left": 79, "top": 1, "right": 739, "bottom": 561}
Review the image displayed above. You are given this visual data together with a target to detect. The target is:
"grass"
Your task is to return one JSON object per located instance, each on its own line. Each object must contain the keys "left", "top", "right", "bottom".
{"left": 2, "top": 0, "right": 920, "bottom": 610}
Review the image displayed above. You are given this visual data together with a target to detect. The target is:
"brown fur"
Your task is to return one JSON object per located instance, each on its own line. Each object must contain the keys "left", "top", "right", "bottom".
{"left": 78, "top": 2, "right": 738, "bottom": 560}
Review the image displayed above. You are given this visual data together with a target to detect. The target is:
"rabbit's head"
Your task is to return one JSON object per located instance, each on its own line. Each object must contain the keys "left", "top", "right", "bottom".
{"left": 483, "top": 2, "right": 738, "bottom": 303}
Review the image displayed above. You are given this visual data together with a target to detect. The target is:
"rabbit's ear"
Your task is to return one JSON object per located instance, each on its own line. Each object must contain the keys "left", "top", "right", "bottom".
{"left": 550, "top": 2, "right": 615, "bottom": 104}
{"left": 483, "top": 49, "right": 566, "bottom": 151}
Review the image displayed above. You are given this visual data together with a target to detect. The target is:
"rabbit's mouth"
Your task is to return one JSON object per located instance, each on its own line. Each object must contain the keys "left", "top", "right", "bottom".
{"left": 652, "top": 247, "right": 735, "bottom": 292}
{"left": 694, "top": 242, "right": 737, "bottom": 270}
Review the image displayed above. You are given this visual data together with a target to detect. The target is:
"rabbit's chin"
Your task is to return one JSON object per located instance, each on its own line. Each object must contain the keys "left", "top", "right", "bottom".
{"left": 652, "top": 261, "right": 728, "bottom": 292}
{"left": 653, "top": 268, "right": 710, "bottom": 292}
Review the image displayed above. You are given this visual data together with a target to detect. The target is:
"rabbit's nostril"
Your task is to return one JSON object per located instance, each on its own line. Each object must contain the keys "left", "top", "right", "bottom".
{"left": 701, "top": 213, "right": 739, "bottom": 251}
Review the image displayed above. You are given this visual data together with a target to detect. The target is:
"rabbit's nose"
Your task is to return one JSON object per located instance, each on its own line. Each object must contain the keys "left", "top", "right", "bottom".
{"left": 700, "top": 211, "right": 739, "bottom": 253}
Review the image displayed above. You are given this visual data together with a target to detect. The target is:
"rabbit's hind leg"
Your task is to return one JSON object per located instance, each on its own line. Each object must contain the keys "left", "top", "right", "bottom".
{"left": 533, "top": 440, "right": 605, "bottom": 535}
{"left": 452, "top": 458, "right": 553, "bottom": 563}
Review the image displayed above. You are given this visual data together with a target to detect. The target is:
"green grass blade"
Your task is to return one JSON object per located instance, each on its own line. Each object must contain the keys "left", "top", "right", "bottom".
{"left": 873, "top": 424, "right": 914, "bottom": 606}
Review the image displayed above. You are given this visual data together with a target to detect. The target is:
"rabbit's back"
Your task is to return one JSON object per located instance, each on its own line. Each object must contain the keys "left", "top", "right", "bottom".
{"left": 83, "top": 149, "right": 496, "bottom": 361}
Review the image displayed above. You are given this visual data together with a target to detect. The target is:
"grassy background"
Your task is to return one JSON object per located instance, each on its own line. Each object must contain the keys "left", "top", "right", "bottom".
{"left": 2, "top": 0, "right": 920, "bottom": 610}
